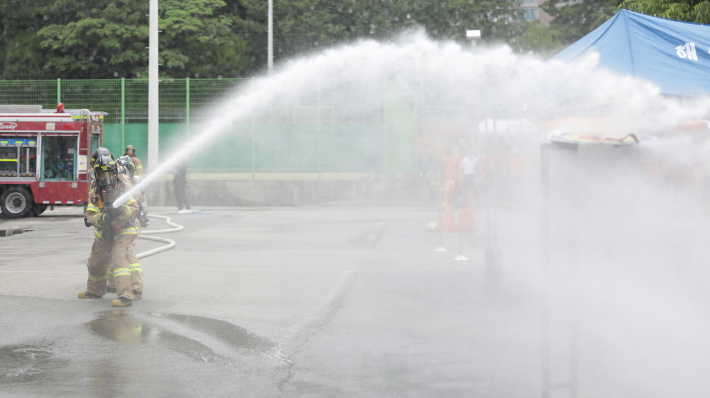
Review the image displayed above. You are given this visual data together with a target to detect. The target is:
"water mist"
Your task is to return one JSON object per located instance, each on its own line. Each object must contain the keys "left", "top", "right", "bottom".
{"left": 116, "top": 30, "right": 710, "bottom": 397}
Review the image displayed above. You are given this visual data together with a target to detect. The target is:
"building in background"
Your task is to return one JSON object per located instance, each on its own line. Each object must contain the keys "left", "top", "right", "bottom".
{"left": 520, "top": 0, "right": 583, "bottom": 25}
{"left": 521, "top": 0, "right": 541, "bottom": 22}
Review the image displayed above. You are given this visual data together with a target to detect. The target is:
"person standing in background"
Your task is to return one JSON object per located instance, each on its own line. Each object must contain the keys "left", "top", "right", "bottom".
{"left": 460, "top": 150, "right": 480, "bottom": 204}
{"left": 440, "top": 147, "right": 459, "bottom": 182}
{"left": 124, "top": 145, "right": 143, "bottom": 176}
{"left": 173, "top": 158, "right": 191, "bottom": 212}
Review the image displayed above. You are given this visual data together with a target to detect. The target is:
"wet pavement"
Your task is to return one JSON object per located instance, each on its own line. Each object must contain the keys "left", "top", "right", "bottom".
{"left": 0, "top": 205, "right": 544, "bottom": 397}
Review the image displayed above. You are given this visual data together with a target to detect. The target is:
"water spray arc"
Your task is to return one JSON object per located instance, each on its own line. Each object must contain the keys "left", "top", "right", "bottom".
{"left": 108, "top": 31, "right": 710, "bottom": 396}
{"left": 114, "top": 33, "right": 710, "bottom": 209}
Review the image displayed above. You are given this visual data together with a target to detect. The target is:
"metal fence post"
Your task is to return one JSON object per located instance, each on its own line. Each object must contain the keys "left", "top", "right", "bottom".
{"left": 251, "top": 77, "right": 256, "bottom": 181}
{"left": 383, "top": 103, "right": 388, "bottom": 176}
{"left": 56, "top": 78, "right": 61, "bottom": 104}
{"left": 540, "top": 143, "right": 551, "bottom": 398}
{"left": 186, "top": 77, "right": 190, "bottom": 137}
{"left": 121, "top": 78, "right": 126, "bottom": 149}
{"left": 317, "top": 85, "right": 322, "bottom": 180}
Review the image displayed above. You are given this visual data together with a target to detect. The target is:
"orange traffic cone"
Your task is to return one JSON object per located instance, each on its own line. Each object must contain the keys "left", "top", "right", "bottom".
{"left": 441, "top": 204, "right": 457, "bottom": 232}
{"left": 460, "top": 207, "right": 476, "bottom": 233}
{"left": 441, "top": 179, "right": 458, "bottom": 233}
{"left": 460, "top": 186, "right": 476, "bottom": 233}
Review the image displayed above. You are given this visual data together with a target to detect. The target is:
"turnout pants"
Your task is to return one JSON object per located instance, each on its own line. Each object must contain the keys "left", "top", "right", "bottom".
{"left": 107, "top": 233, "right": 143, "bottom": 293}
{"left": 173, "top": 179, "right": 191, "bottom": 210}
{"left": 86, "top": 235, "right": 136, "bottom": 300}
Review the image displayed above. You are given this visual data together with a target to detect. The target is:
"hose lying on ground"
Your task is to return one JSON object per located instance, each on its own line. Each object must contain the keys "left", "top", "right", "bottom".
{"left": 136, "top": 214, "right": 183, "bottom": 259}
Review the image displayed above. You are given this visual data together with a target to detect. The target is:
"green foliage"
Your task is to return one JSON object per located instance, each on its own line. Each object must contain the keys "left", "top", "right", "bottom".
{"left": 230, "top": 0, "right": 527, "bottom": 71}
{"left": 159, "top": 0, "right": 252, "bottom": 78}
{"left": 0, "top": 0, "right": 52, "bottom": 78}
{"left": 38, "top": 0, "right": 149, "bottom": 78}
{"left": 621, "top": 0, "right": 710, "bottom": 22}
{"left": 542, "top": 0, "right": 621, "bottom": 43}
{"left": 510, "top": 0, "right": 621, "bottom": 55}
{"left": 3, "top": 32, "right": 48, "bottom": 79}
{"left": 0, "top": 0, "right": 623, "bottom": 77}
{"left": 510, "top": 22, "right": 565, "bottom": 55}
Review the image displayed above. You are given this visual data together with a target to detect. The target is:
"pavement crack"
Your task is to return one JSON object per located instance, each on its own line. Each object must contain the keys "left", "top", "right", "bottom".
{"left": 277, "top": 270, "right": 358, "bottom": 396}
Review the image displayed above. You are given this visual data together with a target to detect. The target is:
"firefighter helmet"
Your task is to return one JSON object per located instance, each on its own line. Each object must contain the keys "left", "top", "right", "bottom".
{"left": 117, "top": 155, "right": 136, "bottom": 178}
{"left": 91, "top": 147, "right": 113, "bottom": 167}
{"left": 125, "top": 145, "right": 136, "bottom": 156}
{"left": 93, "top": 156, "right": 119, "bottom": 189}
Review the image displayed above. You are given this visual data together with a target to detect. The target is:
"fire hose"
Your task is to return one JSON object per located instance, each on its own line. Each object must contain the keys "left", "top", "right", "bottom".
{"left": 136, "top": 214, "right": 183, "bottom": 259}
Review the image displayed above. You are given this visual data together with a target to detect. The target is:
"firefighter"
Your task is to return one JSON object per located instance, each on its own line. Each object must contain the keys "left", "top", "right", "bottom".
{"left": 78, "top": 154, "right": 140, "bottom": 307}
{"left": 91, "top": 147, "right": 113, "bottom": 165}
{"left": 117, "top": 155, "right": 148, "bottom": 224}
{"left": 123, "top": 145, "right": 143, "bottom": 176}
{"left": 173, "top": 157, "right": 191, "bottom": 211}
{"left": 105, "top": 155, "right": 146, "bottom": 299}
{"left": 88, "top": 147, "right": 114, "bottom": 190}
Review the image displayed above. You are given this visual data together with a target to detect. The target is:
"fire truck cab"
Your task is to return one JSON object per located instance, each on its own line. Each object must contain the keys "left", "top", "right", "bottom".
{"left": 0, "top": 104, "right": 105, "bottom": 218}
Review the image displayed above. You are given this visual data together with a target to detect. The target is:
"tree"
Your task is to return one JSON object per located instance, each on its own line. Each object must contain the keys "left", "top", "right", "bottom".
{"left": 620, "top": 0, "right": 710, "bottom": 22}
{"left": 542, "top": 0, "right": 621, "bottom": 43}
{"left": 37, "top": 0, "right": 251, "bottom": 78}
{"left": 509, "top": 22, "right": 562, "bottom": 55}
{"left": 0, "top": 0, "right": 51, "bottom": 78}
{"left": 511, "top": 0, "right": 621, "bottom": 55}
{"left": 0, "top": 0, "right": 556, "bottom": 78}
{"left": 233, "top": 0, "right": 526, "bottom": 70}
{"left": 38, "top": 0, "right": 149, "bottom": 78}
{"left": 159, "top": 0, "right": 252, "bottom": 78}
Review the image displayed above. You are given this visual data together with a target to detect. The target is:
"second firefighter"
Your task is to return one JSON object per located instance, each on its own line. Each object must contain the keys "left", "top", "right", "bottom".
{"left": 78, "top": 153, "right": 141, "bottom": 307}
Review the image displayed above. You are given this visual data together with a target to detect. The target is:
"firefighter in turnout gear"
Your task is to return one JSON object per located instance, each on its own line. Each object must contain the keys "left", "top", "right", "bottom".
{"left": 78, "top": 154, "right": 140, "bottom": 307}
{"left": 105, "top": 155, "right": 147, "bottom": 299}
{"left": 117, "top": 155, "right": 149, "bottom": 229}
{"left": 124, "top": 145, "right": 143, "bottom": 176}
{"left": 91, "top": 147, "right": 113, "bottom": 165}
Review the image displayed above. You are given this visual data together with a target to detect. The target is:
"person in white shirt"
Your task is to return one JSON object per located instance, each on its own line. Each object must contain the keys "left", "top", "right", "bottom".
{"left": 460, "top": 151, "right": 479, "bottom": 203}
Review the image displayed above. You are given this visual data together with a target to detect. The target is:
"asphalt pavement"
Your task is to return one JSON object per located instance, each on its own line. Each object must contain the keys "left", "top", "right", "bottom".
{"left": 0, "top": 204, "right": 544, "bottom": 397}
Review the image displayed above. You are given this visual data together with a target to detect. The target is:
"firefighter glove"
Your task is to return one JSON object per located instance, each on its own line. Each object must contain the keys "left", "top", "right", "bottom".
{"left": 108, "top": 205, "right": 123, "bottom": 215}
{"left": 102, "top": 212, "right": 114, "bottom": 225}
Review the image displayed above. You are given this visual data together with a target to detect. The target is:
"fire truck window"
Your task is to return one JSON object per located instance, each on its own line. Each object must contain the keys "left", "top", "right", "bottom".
{"left": 41, "top": 136, "right": 77, "bottom": 181}
{"left": 0, "top": 138, "right": 37, "bottom": 178}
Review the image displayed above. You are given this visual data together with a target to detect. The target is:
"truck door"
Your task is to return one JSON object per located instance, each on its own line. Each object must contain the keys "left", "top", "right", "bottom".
{"left": 36, "top": 134, "right": 80, "bottom": 205}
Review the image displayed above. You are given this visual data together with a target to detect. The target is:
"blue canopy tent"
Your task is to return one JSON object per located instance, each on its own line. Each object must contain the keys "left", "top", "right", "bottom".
{"left": 552, "top": 10, "right": 710, "bottom": 97}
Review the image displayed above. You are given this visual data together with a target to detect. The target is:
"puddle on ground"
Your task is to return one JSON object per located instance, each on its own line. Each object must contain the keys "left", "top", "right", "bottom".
{"left": 0, "top": 228, "right": 33, "bottom": 237}
{"left": 87, "top": 310, "right": 148, "bottom": 343}
{"left": 0, "top": 343, "right": 65, "bottom": 384}
{"left": 86, "top": 310, "right": 280, "bottom": 364}
{"left": 157, "top": 313, "right": 277, "bottom": 354}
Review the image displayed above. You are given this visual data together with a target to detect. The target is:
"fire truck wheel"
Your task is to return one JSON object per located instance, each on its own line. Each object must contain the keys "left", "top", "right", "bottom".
{"left": 0, "top": 187, "right": 33, "bottom": 218}
{"left": 32, "top": 204, "right": 48, "bottom": 216}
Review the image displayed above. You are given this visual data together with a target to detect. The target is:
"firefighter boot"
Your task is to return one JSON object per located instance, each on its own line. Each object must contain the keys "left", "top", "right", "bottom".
{"left": 111, "top": 297, "right": 132, "bottom": 307}
{"left": 133, "top": 290, "right": 142, "bottom": 300}
{"left": 78, "top": 291, "right": 103, "bottom": 299}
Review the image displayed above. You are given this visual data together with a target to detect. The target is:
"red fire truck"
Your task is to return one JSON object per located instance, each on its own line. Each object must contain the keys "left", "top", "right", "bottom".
{"left": 0, "top": 104, "right": 105, "bottom": 218}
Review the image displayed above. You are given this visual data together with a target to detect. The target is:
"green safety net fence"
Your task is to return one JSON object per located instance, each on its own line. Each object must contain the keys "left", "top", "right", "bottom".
{"left": 0, "top": 79, "right": 415, "bottom": 176}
